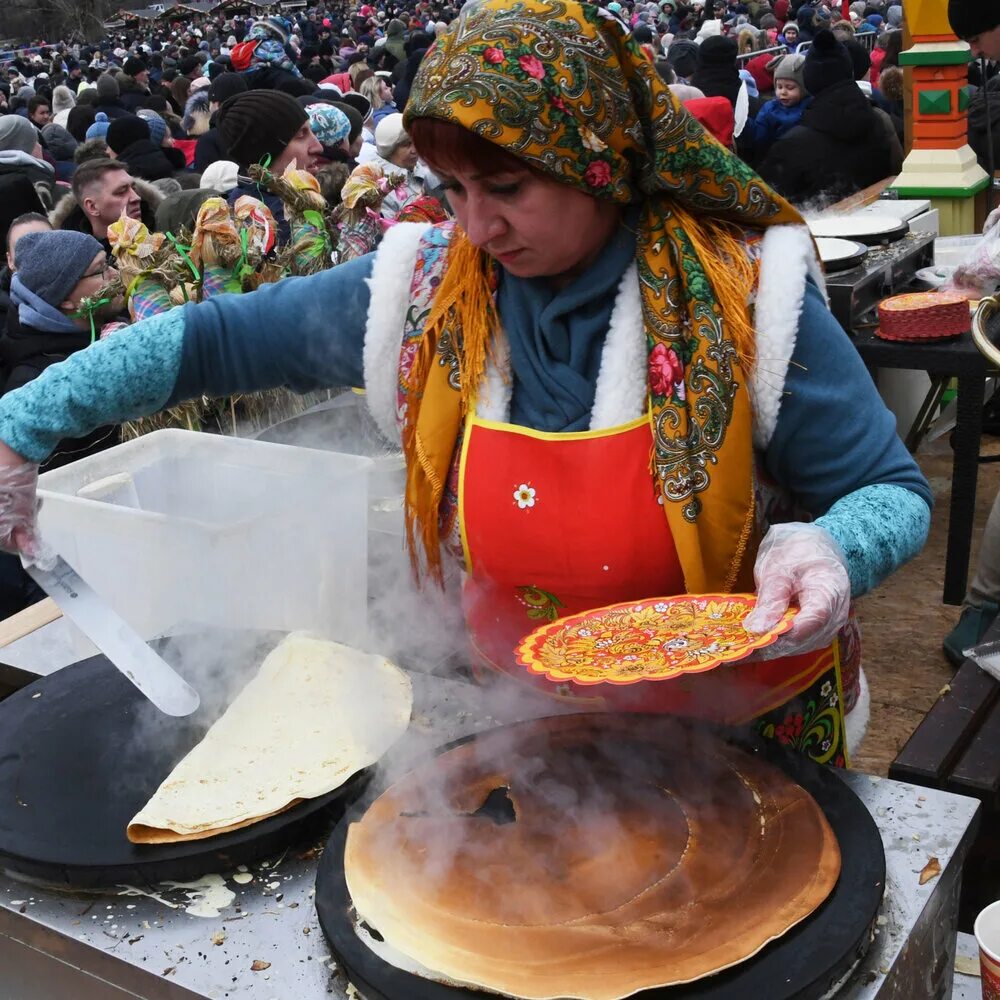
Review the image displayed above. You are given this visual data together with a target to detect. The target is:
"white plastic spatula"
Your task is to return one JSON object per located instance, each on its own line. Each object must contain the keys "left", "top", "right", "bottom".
{"left": 24, "top": 552, "right": 201, "bottom": 716}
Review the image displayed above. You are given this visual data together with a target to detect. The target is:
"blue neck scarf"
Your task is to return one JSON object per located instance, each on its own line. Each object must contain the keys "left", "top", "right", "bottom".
{"left": 498, "top": 214, "right": 637, "bottom": 433}
{"left": 11, "top": 274, "right": 83, "bottom": 335}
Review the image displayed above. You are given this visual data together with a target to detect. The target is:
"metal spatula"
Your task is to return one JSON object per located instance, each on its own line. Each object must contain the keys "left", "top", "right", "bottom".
{"left": 24, "top": 553, "right": 201, "bottom": 717}
{"left": 963, "top": 638, "right": 1000, "bottom": 684}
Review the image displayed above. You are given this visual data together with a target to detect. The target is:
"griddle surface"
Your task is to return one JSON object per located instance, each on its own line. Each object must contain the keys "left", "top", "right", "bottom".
{"left": 0, "top": 648, "right": 365, "bottom": 887}
{"left": 316, "top": 716, "right": 885, "bottom": 1000}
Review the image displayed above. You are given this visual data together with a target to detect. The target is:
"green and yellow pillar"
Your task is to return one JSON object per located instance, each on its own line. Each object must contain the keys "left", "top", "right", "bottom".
{"left": 890, "top": 0, "right": 989, "bottom": 234}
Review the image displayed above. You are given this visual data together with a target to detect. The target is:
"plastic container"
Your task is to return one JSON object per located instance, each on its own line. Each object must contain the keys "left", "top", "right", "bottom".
{"left": 37, "top": 429, "right": 372, "bottom": 645}
{"left": 255, "top": 392, "right": 406, "bottom": 534}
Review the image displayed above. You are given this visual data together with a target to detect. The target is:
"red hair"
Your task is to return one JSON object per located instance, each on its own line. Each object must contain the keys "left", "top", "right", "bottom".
{"left": 408, "top": 117, "right": 529, "bottom": 177}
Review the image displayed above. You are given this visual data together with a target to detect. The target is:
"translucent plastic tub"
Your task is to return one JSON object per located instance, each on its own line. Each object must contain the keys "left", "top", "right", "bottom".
{"left": 37, "top": 430, "right": 372, "bottom": 644}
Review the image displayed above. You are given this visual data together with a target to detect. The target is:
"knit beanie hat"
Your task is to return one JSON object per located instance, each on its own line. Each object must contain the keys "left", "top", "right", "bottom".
{"left": 0, "top": 114, "right": 38, "bottom": 153}
{"left": 41, "top": 123, "right": 78, "bottom": 160}
{"left": 843, "top": 38, "right": 872, "bottom": 79}
{"left": 178, "top": 55, "right": 202, "bottom": 77}
{"left": 96, "top": 73, "right": 119, "bottom": 102}
{"left": 123, "top": 56, "right": 147, "bottom": 78}
{"left": 136, "top": 108, "right": 167, "bottom": 147}
{"left": 375, "top": 112, "right": 408, "bottom": 157}
{"left": 948, "top": 0, "right": 1000, "bottom": 40}
{"left": 332, "top": 101, "right": 363, "bottom": 143}
{"left": 699, "top": 34, "right": 739, "bottom": 66}
{"left": 15, "top": 230, "right": 105, "bottom": 309}
{"left": 338, "top": 91, "right": 372, "bottom": 122}
{"left": 886, "top": 5, "right": 902, "bottom": 28}
{"left": 668, "top": 39, "right": 700, "bottom": 78}
{"left": 200, "top": 158, "right": 239, "bottom": 192}
{"left": 803, "top": 28, "right": 854, "bottom": 94}
{"left": 307, "top": 103, "right": 351, "bottom": 148}
{"left": 85, "top": 111, "right": 111, "bottom": 141}
{"left": 216, "top": 89, "right": 307, "bottom": 169}
{"left": 106, "top": 114, "right": 150, "bottom": 155}
{"left": 51, "top": 84, "right": 76, "bottom": 115}
{"left": 208, "top": 71, "right": 247, "bottom": 106}
{"left": 770, "top": 52, "right": 806, "bottom": 90}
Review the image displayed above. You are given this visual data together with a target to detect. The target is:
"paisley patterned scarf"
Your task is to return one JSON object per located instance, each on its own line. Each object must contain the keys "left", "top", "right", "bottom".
{"left": 401, "top": 0, "right": 803, "bottom": 590}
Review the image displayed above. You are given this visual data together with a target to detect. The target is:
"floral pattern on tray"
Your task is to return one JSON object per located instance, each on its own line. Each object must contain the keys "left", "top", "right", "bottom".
{"left": 515, "top": 594, "right": 797, "bottom": 686}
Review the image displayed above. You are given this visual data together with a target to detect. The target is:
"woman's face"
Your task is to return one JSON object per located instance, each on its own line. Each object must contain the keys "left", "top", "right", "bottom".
{"left": 388, "top": 136, "right": 419, "bottom": 170}
{"left": 435, "top": 164, "right": 623, "bottom": 286}
{"left": 379, "top": 79, "right": 392, "bottom": 102}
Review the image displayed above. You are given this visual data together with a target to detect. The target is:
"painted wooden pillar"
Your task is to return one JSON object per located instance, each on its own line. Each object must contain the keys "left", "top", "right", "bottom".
{"left": 890, "top": 0, "right": 989, "bottom": 234}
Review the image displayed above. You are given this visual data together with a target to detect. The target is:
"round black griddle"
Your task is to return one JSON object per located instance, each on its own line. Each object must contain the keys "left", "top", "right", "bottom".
{"left": 316, "top": 718, "right": 885, "bottom": 1000}
{"left": 809, "top": 216, "right": 910, "bottom": 247}
{"left": 817, "top": 238, "right": 869, "bottom": 275}
{"left": 0, "top": 648, "right": 367, "bottom": 888}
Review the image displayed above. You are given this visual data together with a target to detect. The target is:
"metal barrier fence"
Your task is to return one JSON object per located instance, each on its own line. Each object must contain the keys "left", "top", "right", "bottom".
{"left": 735, "top": 43, "right": 788, "bottom": 66}
{"left": 735, "top": 27, "right": 880, "bottom": 65}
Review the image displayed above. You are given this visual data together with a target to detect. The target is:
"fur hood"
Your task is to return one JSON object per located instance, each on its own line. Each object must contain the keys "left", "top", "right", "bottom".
{"left": 49, "top": 175, "right": 164, "bottom": 231}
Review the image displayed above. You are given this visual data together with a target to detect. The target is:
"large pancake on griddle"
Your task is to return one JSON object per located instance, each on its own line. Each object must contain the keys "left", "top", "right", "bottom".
{"left": 344, "top": 714, "right": 841, "bottom": 1000}
{"left": 128, "top": 634, "right": 412, "bottom": 844}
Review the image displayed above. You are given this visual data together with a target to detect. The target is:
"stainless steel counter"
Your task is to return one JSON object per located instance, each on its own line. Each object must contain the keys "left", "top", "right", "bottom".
{"left": 0, "top": 673, "right": 983, "bottom": 1000}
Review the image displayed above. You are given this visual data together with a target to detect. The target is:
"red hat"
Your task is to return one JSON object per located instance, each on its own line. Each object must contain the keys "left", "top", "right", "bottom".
{"left": 684, "top": 96, "right": 735, "bottom": 148}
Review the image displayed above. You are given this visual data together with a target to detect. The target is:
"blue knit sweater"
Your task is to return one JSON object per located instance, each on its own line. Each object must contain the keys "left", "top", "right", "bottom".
{"left": 0, "top": 251, "right": 931, "bottom": 595}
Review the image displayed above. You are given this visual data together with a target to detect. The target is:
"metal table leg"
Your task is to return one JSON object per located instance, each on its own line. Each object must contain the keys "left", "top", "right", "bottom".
{"left": 905, "top": 376, "right": 949, "bottom": 453}
{"left": 946, "top": 373, "right": 986, "bottom": 605}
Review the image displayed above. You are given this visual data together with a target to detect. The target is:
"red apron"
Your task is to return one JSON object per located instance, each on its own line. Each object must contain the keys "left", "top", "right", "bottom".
{"left": 459, "top": 411, "right": 851, "bottom": 767}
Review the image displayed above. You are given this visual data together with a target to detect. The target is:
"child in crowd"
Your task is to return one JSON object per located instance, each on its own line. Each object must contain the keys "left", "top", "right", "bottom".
{"left": 753, "top": 54, "right": 810, "bottom": 159}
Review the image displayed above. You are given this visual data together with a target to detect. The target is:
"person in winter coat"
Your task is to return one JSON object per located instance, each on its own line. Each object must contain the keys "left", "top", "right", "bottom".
{"left": 0, "top": 212, "right": 50, "bottom": 342}
{"left": 0, "top": 211, "right": 51, "bottom": 619}
{"left": 40, "top": 123, "right": 78, "bottom": 182}
{"left": 49, "top": 157, "right": 162, "bottom": 256}
{"left": 0, "top": 115, "right": 57, "bottom": 215}
{"left": 106, "top": 115, "right": 185, "bottom": 183}
{"left": 216, "top": 90, "right": 322, "bottom": 244}
{"left": 759, "top": 30, "right": 900, "bottom": 206}
{"left": 93, "top": 74, "right": 130, "bottom": 121}
{"left": 780, "top": 21, "right": 802, "bottom": 51}
{"left": 690, "top": 35, "right": 760, "bottom": 164}
{"left": 368, "top": 112, "right": 438, "bottom": 219}
{"left": 753, "top": 54, "right": 811, "bottom": 160}
{"left": 66, "top": 105, "right": 97, "bottom": 143}
{"left": 118, "top": 58, "right": 154, "bottom": 113}
{"left": 1, "top": 230, "right": 120, "bottom": 470}
{"left": 51, "top": 85, "right": 76, "bottom": 128}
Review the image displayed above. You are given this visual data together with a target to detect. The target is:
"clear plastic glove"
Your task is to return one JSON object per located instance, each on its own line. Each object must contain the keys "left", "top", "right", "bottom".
{"left": 743, "top": 522, "right": 851, "bottom": 659}
{"left": 985, "top": 205, "right": 1000, "bottom": 234}
{"left": 0, "top": 442, "right": 41, "bottom": 563}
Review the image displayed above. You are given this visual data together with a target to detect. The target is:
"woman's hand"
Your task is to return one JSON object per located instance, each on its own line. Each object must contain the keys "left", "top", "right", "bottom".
{"left": 743, "top": 522, "right": 851, "bottom": 659}
{"left": 0, "top": 440, "right": 41, "bottom": 562}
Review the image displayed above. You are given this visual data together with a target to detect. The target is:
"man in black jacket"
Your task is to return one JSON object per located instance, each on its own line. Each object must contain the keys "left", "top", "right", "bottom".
{"left": 758, "top": 30, "right": 898, "bottom": 206}
{"left": 119, "top": 57, "right": 154, "bottom": 112}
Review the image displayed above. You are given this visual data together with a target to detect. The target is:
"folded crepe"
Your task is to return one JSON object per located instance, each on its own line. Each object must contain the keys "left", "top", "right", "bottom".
{"left": 345, "top": 714, "right": 841, "bottom": 1000}
{"left": 128, "top": 634, "right": 412, "bottom": 844}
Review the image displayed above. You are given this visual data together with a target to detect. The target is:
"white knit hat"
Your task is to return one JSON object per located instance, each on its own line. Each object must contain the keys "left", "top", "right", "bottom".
{"left": 200, "top": 159, "right": 240, "bottom": 193}
{"left": 374, "top": 112, "right": 408, "bottom": 157}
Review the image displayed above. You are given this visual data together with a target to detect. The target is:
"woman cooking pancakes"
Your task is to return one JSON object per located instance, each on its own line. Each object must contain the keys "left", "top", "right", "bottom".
{"left": 0, "top": 0, "right": 929, "bottom": 766}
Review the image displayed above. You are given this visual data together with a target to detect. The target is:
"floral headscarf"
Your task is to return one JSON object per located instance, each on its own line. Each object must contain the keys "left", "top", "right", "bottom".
{"left": 402, "top": 0, "right": 804, "bottom": 592}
